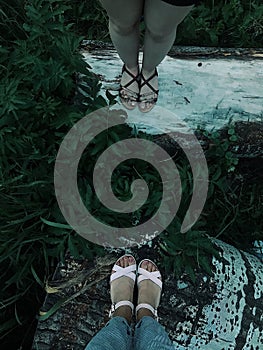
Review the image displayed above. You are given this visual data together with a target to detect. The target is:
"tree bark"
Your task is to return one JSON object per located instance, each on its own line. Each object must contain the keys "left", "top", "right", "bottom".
{"left": 32, "top": 239, "right": 263, "bottom": 350}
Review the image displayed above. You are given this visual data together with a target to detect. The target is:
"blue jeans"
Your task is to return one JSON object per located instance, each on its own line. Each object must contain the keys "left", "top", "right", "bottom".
{"left": 85, "top": 316, "right": 174, "bottom": 350}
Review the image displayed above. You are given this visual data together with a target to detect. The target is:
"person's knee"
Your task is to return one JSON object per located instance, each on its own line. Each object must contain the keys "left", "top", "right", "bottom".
{"left": 145, "top": 22, "right": 177, "bottom": 43}
{"left": 110, "top": 18, "right": 140, "bottom": 36}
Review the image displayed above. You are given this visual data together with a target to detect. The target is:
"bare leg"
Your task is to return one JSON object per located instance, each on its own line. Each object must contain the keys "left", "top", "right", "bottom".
{"left": 99, "top": 0, "right": 144, "bottom": 108}
{"left": 99, "top": 0, "right": 143, "bottom": 69}
{"left": 143, "top": 0, "right": 193, "bottom": 72}
{"left": 139, "top": 0, "right": 194, "bottom": 112}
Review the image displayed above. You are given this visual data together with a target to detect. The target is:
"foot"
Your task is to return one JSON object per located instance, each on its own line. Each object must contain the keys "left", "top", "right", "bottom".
{"left": 110, "top": 255, "right": 136, "bottom": 324}
{"left": 136, "top": 259, "right": 162, "bottom": 322}
{"left": 138, "top": 68, "right": 159, "bottom": 113}
{"left": 119, "top": 65, "right": 140, "bottom": 110}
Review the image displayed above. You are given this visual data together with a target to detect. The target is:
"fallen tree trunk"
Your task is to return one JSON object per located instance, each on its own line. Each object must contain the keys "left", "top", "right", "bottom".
{"left": 32, "top": 239, "right": 263, "bottom": 350}
{"left": 82, "top": 41, "right": 263, "bottom": 60}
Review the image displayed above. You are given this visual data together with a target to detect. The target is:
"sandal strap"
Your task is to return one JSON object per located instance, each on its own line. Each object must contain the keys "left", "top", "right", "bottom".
{"left": 111, "top": 263, "right": 136, "bottom": 283}
{"left": 120, "top": 86, "right": 138, "bottom": 96}
{"left": 140, "top": 68, "right": 159, "bottom": 95}
{"left": 136, "top": 303, "right": 158, "bottom": 320}
{"left": 121, "top": 64, "right": 140, "bottom": 90}
{"left": 137, "top": 267, "right": 162, "bottom": 289}
{"left": 139, "top": 90, "right": 159, "bottom": 98}
{"left": 109, "top": 300, "right": 134, "bottom": 317}
{"left": 138, "top": 94, "right": 158, "bottom": 103}
{"left": 119, "top": 87, "right": 139, "bottom": 100}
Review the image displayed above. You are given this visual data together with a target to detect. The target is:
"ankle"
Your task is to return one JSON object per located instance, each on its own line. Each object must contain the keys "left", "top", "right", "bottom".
{"left": 113, "top": 305, "right": 133, "bottom": 324}
{"left": 141, "top": 67, "right": 156, "bottom": 77}
{"left": 125, "top": 64, "right": 139, "bottom": 75}
{"left": 136, "top": 308, "right": 154, "bottom": 322}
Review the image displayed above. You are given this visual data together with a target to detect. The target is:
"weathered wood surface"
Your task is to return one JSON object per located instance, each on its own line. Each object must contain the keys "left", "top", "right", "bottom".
{"left": 82, "top": 43, "right": 263, "bottom": 134}
{"left": 32, "top": 239, "right": 263, "bottom": 350}
{"left": 82, "top": 40, "right": 263, "bottom": 59}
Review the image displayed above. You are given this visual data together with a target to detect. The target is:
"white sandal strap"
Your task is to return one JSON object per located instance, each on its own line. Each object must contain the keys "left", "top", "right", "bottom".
{"left": 136, "top": 303, "right": 158, "bottom": 320}
{"left": 110, "top": 263, "right": 136, "bottom": 283}
{"left": 109, "top": 300, "right": 134, "bottom": 317}
{"left": 137, "top": 267, "right": 162, "bottom": 289}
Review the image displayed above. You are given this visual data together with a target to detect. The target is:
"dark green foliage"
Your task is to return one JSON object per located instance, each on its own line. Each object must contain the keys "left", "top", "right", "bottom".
{"left": 198, "top": 126, "right": 262, "bottom": 251}
{"left": 69, "top": 0, "right": 109, "bottom": 39}
{"left": 159, "top": 125, "right": 262, "bottom": 279}
{"left": 178, "top": 0, "right": 263, "bottom": 47}
{"left": 78, "top": 124, "right": 163, "bottom": 229}
{"left": 160, "top": 230, "right": 221, "bottom": 282}
{"left": 0, "top": 0, "right": 106, "bottom": 345}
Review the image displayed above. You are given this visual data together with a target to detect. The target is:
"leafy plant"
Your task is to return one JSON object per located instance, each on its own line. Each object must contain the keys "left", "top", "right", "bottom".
{"left": 177, "top": 0, "right": 263, "bottom": 47}
{"left": 0, "top": 0, "right": 106, "bottom": 346}
{"left": 159, "top": 229, "right": 221, "bottom": 282}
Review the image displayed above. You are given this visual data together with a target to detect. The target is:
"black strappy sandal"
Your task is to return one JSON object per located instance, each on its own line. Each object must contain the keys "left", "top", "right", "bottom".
{"left": 138, "top": 68, "right": 159, "bottom": 113}
{"left": 119, "top": 65, "right": 140, "bottom": 110}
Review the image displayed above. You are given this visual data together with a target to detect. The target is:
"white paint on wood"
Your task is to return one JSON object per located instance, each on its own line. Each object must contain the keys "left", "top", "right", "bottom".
{"left": 82, "top": 49, "right": 263, "bottom": 133}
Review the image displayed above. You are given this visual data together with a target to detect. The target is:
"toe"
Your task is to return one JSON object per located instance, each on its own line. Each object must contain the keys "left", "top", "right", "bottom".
{"left": 151, "top": 262, "right": 156, "bottom": 272}
{"left": 149, "top": 261, "right": 154, "bottom": 272}
{"left": 128, "top": 101, "right": 135, "bottom": 108}
{"left": 143, "top": 260, "right": 149, "bottom": 271}
{"left": 129, "top": 256, "right": 134, "bottom": 264}
{"left": 141, "top": 260, "right": 148, "bottom": 270}
{"left": 124, "top": 256, "right": 129, "bottom": 268}
{"left": 140, "top": 103, "right": 146, "bottom": 111}
{"left": 111, "top": 255, "right": 135, "bottom": 278}
{"left": 121, "top": 257, "right": 127, "bottom": 267}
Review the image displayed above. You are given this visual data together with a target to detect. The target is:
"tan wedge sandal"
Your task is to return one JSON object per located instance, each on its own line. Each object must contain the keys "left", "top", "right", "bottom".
{"left": 109, "top": 254, "right": 137, "bottom": 317}
{"left": 136, "top": 259, "right": 163, "bottom": 321}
